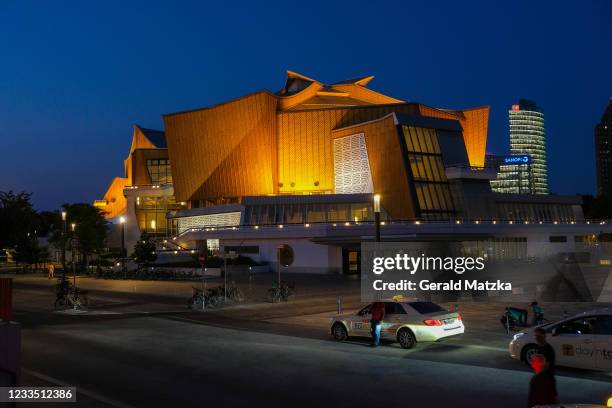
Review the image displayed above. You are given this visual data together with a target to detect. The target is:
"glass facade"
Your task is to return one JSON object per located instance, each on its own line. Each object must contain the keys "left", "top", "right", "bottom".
{"left": 242, "top": 201, "right": 384, "bottom": 225}
{"left": 135, "top": 195, "right": 182, "bottom": 235}
{"left": 496, "top": 201, "right": 576, "bottom": 222}
{"left": 490, "top": 162, "right": 534, "bottom": 194}
{"left": 402, "top": 126, "right": 455, "bottom": 220}
{"left": 146, "top": 159, "right": 173, "bottom": 184}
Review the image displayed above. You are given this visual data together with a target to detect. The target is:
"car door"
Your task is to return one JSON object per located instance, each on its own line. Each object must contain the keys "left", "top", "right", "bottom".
{"left": 549, "top": 317, "right": 598, "bottom": 369}
{"left": 351, "top": 304, "right": 372, "bottom": 337}
{"left": 381, "top": 302, "right": 406, "bottom": 339}
{"left": 592, "top": 315, "right": 612, "bottom": 371}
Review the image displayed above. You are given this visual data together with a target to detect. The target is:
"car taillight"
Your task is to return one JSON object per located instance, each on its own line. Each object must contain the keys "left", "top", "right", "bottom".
{"left": 423, "top": 319, "right": 443, "bottom": 326}
{"left": 457, "top": 314, "right": 462, "bottom": 321}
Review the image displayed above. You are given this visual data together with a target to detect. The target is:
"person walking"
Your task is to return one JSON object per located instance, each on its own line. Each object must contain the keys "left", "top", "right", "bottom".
{"left": 370, "top": 301, "right": 385, "bottom": 347}
{"left": 47, "top": 263, "right": 55, "bottom": 279}
{"left": 534, "top": 327, "right": 555, "bottom": 372}
{"left": 527, "top": 353, "right": 558, "bottom": 407}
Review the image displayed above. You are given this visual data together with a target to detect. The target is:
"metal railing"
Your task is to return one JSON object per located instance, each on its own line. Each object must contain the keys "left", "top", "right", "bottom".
{"left": 170, "top": 218, "right": 612, "bottom": 239}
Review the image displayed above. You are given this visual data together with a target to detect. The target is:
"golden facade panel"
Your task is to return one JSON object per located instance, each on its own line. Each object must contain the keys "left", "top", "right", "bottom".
{"left": 163, "top": 91, "right": 278, "bottom": 202}
{"left": 460, "top": 107, "right": 489, "bottom": 168}
{"left": 96, "top": 177, "right": 129, "bottom": 219}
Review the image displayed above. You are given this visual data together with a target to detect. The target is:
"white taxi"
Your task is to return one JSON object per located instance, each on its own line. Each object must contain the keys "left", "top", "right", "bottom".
{"left": 330, "top": 300, "right": 464, "bottom": 348}
{"left": 509, "top": 308, "right": 612, "bottom": 371}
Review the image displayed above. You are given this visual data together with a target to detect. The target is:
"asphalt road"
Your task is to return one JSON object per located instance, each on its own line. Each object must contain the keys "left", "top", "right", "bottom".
{"left": 11, "top": 285, "right": 612, "bottom": 408}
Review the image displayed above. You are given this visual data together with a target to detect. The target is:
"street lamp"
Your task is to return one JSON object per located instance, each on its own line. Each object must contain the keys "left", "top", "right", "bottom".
{"left": 373, "top": 194, "right": 381, "bottom": 242}
{"left": 60, "top": 210, "right": 67, "bottom": 279}
{"left": 119, "top": 216, "right": 126, "bottom": 276}
{"left": 70, "top": 223, "right": 76, "bottom": 288}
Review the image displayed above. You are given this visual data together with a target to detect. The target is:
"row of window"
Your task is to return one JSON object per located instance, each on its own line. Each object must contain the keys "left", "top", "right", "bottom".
{"left": 414, "top": 183, "right": 454, "bottom": 212}
{"left": 242, "top": 202, "right": 383, "bottom": 225}
{"left": 409, "top": 155, "right": 446, "bottom": 182}
{"left": 403, "top": 126, "right": 441, "bottom": 154}
{"left": 496, "top": 202, "right": 576, "bottom": 222}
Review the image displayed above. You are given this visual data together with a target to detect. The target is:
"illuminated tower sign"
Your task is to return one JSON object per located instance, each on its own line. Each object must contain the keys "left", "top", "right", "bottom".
{"left": 491, "top": 100, "right": 548, "bottom": 194}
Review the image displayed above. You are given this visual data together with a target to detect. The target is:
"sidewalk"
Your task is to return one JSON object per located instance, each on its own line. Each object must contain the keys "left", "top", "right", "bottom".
{"left": 14, "top": 271, "right": 361, "bottom": 300}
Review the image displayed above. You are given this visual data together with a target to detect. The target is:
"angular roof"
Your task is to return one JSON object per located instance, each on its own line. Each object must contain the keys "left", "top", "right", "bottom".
{"left": 137, "top": 126, "right": 166, "bottom": 148}
{"left": 277, "top": 70, "right": 404, "bottom": 110}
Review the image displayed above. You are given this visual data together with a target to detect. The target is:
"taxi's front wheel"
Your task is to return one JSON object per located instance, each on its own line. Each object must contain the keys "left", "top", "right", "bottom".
{"left": 521, "top": 344, "right": 539, "bottom": 365}
{"left": 397, "top": 328, "right": 416, "bottom": 349}
{"left": 331, "top": 323, "right": 348, "bottom": 341}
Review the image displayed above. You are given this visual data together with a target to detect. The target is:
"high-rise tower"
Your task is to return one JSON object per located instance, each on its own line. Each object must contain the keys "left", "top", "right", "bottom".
{"left": 491, "top": 99, "right": 548, "bottom": 194}
{"left": 595, "top": 99, "right": 612, "bottom": 196}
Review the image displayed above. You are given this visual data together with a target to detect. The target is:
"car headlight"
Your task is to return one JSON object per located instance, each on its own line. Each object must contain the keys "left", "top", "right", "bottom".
{"left": 513, "top": 333, "right": 525, "bottom": 341}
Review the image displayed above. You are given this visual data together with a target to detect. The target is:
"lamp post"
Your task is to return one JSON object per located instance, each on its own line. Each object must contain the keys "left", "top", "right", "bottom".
{"left": 119, "top": 216, "right": 126, "bottom": 276}
{"left": 71, "top": 223, "right": 76, "bottom": 287}
{"left": 61, "top": 210, "right": 67, "bottom": 279}
{"left": 373, "top": 194, "right": 381, "bottom": 242}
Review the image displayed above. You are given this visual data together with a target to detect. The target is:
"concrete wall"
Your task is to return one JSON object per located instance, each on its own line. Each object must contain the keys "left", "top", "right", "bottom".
{"left": 221, "top": 238, "right": 342, "bottom": 274}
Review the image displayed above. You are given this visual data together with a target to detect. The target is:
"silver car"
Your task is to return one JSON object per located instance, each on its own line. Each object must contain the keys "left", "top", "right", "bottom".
{"left": 330, "top": 300, "right": 464, "bottom": 349}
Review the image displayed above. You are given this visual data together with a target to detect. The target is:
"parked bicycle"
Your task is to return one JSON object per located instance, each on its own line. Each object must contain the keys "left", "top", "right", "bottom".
{"left": 268, "top": 281, "right": 295, "bottom": 303}
{"left": 187, "top": 283, "right": 244, "bottom": 309}
{"left": 54, "top": 279, "right": 89, "bottom": 310}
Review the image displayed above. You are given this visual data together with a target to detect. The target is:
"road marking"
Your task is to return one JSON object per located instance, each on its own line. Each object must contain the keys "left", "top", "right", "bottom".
{"left": 22, "top": 368, "right": 137, "bottom": 408}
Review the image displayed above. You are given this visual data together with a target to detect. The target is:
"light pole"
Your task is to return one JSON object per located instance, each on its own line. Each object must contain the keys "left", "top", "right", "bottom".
{"left": 71, "top": 222, "right": 76, "bottom": 287}
{"left": 373, "top": 194, "right": 381, "bottom": 242}
{"left": 61, "top": 210, "right": 67, "bottom": 279}
{"left": 120, "top": 216, "right": 126, "bottom": 276}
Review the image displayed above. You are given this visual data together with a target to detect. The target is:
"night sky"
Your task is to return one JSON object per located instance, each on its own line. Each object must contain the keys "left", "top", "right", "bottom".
{"left": 1, "top": 0, "right": 611, "bottom": 210}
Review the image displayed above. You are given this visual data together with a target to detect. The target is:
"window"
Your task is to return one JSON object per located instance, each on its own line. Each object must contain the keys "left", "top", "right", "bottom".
{"left": 206, "top": 239, "right": 220, "bottom": 252}
{"left": 407, "top": 301, "right": 446, "bottom": 314}
{"left": 384, "top": 302, "right": 407, "bottom": 315}
{"left": 358, "top": 304, "right": 372, "bottom": 316}
{"left": 146, "top": 159, "right": 172, "bottom": 184}
{"left": 555, "top": 317, "right": 598, "bottom": 335}
{"left": 549, "top": 236, "right": 568, "bottom": 243}
{"left": 402, "top": 126, "right": 454, "bottom": 219}
{"left": 224, "top": 246, "right": 259, "bottom": 255}
{"left": 592, "top": 316, "right": 612, "bottom": 335}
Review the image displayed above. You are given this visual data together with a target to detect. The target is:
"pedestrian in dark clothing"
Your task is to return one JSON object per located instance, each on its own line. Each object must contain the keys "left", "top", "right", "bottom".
{"left": 527, "top": 354, "right": 558, "bottom": 407}
{"left": 370, "top": 302, "right": 385, "bottom": 347}
{"left": 534, "top": 327, "right": 555, "bottom": 372}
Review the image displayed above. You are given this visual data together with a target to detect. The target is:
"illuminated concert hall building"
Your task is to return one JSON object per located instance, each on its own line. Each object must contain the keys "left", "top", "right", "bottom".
{"left": 97, "top": 71, "right": 599, "bottom": 274}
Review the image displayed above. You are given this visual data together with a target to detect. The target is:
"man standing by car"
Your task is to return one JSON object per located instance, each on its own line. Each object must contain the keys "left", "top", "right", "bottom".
{"left": 370, "top": 301, "right": 385, "bottom": 347}
{"left": 527, "top": 353, "right": 558, "bottom": 407}
{"left": 534, "top": 327, "right": 555, "bottom": 372}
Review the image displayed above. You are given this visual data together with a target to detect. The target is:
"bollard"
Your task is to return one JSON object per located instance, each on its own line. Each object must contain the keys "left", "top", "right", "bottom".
{"left": 505, "top": 308, "right": 510, "bottom": 335}
{"left": 337, "top": 297, "right": 342, "bottom": 315}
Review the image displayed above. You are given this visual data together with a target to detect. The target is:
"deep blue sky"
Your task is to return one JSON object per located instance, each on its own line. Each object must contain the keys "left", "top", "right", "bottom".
{"left": 1, "top": 0, "right": 611, "bottom": 210}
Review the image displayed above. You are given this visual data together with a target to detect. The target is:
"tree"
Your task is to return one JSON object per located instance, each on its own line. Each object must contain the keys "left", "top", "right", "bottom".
{"left": 133, "top": 233, "right": 157, "bottom": 270}
{"left": 49, "top": 203, "right": 107, "bottom": 271}
{"left": 36, "top": 210, "right": 61, "bottom": 238}
{"left": 0, "top": 191, "right": 38, "bottom": 249}
{"left": 13, "top": 235, "right": 49, "bottom": 271}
